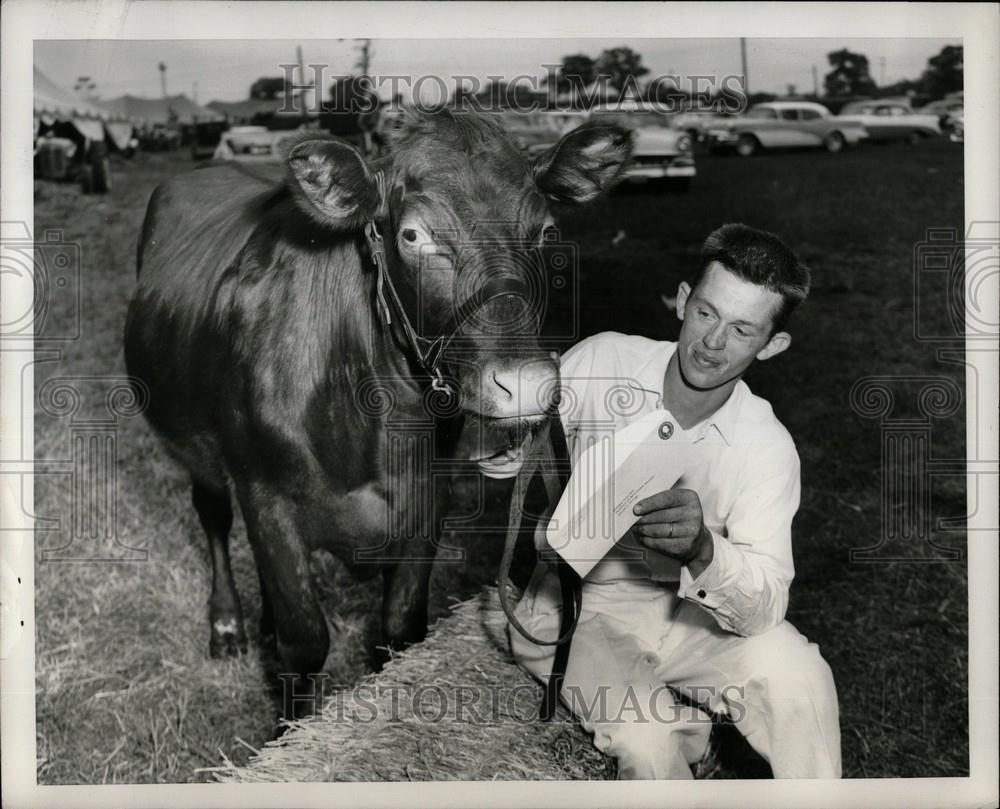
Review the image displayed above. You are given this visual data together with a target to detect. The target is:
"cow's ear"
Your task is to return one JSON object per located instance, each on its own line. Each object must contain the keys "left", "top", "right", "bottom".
{"left": 533, "top": 123, "right": 634, "bottom": 204}
{"left": 285, "top": 135, "right": 380, "bottom": 230}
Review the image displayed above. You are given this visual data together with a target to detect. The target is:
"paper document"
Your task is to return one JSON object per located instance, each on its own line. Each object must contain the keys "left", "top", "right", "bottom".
{"left": 545, "top": 410, "right": 702, "bottom": 578}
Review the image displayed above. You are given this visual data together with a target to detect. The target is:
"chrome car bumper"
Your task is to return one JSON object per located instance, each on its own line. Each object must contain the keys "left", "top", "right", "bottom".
{"left": 707, "top": 129, "right": 739, "bottom": 144}
{"left": 625, "top": 155, "right": 696, "bottom": 180}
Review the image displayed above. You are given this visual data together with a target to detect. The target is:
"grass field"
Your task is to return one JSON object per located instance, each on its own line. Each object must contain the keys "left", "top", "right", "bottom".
{"left": 33, "top": 136, "right": 968, "bottom": 783}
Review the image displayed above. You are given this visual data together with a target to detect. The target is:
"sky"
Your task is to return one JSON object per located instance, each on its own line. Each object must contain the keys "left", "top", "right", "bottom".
{"left": 34, "top": 37, "right": 961, "bottom": 105}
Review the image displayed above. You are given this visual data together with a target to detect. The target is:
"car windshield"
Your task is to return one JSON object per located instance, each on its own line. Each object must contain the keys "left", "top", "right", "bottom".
{"left": 591, "top": 110, "right": 670, "bottom": 128}
{"left": 744, "top": 106, "right": 778, "bottom": 119}
{"left": 500, "top": 113, "right": 554, "bottom": 131}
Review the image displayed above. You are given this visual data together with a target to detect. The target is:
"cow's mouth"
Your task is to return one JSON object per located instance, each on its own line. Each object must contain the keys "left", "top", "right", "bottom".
{"left": 469, "top": 413, "right": 547, "bottom": 480}
{"left": 472, "top": 444, "right": 528, "bottom": 479}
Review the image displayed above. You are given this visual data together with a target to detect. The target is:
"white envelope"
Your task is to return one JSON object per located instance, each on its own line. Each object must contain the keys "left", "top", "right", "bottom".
{"left": 545, "top": 409, "right": 703, "bottom": 578}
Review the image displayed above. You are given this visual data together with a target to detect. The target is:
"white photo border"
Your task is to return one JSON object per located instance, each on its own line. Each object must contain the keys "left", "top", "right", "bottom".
{"left": 2, "top": 2, "right": 997, "bottom": 807}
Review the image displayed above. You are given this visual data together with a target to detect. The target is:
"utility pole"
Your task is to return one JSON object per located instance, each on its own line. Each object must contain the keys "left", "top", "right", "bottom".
{"left": 879, "top": 56, "right": 887, "bottom": 86}
{"left": 812, "top": 64, "right": 819, "bottom": 98}
{"left": 740, "top": 37, "right": 749, "bottom": 98}
{"left": 296, "top": 44, "right": 310, "bottom": 116}
{"left": 158, "top": 62, "right": 167, "bottom": 98}
{"left": 357, "top": 39, "right": 372, "bottom": 76}
{"left": 192, "top": 81, "right": 198, "bottom": 104}
{"left": 74, "top": 76, "right": 97, "bottom": 100}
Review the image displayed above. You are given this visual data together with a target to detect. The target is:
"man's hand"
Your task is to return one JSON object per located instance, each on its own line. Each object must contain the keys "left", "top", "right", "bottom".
{"left": 632, "top": 488, "right": 714, "bottom": 576}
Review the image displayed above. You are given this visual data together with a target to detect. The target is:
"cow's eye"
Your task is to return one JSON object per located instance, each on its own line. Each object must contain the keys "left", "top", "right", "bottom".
{"left": 397, "top": 222, "right": 433, "bottom": 252}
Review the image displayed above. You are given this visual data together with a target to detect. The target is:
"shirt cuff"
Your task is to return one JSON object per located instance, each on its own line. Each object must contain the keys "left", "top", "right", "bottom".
{"left": 677, "top": 529, "right": 740, "bottom": 610}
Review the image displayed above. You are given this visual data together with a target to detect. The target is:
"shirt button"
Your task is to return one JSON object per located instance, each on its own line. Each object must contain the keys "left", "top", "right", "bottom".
{"left": 697, "top": 589, "right": 707, "bottom": 599}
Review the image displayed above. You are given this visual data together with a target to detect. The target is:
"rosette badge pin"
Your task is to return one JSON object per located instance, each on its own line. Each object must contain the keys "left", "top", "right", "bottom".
{"left": 658, "top": 421, "right": 674, "bottom": 440}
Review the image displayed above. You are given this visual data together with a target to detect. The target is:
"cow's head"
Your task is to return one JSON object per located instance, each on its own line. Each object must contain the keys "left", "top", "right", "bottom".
{"left": 284, "top": 110, "right": 632, "bottom": 473}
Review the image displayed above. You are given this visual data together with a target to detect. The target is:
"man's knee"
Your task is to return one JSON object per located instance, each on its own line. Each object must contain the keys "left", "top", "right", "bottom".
{"left": 592, "top": 706, "right": 711, "bottom": 780}
{"left": 737, "top": 622, "right": 836, "bottom": 700}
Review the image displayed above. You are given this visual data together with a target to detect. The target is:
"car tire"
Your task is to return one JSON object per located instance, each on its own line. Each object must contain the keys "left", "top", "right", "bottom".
{"left": 79, "top": 164, "right": 94, "bottom": 194}
{"left": 91, "top": 156, "right": 111, "bottom": 193}
{"left": 906, "top": 130, "right": 922, "bottom": 146}
{"left": 735, "top": 134, "right": 758, "bottom": 157}
{"left": 823, "top": 131, "right": 845, "bottom": 153}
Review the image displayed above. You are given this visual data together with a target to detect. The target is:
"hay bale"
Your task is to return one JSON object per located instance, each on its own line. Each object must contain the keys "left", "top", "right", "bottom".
{"left": 210, "top": 587, "right": 613, "bottom": 782}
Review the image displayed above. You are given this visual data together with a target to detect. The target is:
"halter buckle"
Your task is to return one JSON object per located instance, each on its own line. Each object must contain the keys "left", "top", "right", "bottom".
{"left": 430, "top": 367, "right": 453, "bottom": 397}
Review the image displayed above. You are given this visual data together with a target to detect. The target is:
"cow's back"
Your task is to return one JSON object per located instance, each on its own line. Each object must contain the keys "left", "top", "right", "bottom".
{"left": 125, "top": 163, "right": 285, "bottom": 482}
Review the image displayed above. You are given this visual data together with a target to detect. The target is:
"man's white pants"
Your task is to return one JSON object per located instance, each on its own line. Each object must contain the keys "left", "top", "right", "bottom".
{"left": 509, "top": 566, "right": 842, "bottom": 779}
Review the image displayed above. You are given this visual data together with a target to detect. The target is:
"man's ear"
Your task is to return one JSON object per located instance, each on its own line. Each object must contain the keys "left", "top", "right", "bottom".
{"left": 284, "top": 134, "right": 380, "bottom": 231}
{"left": 675, "top": 281, "right": 692, "bottom": 320}
{"left": 533, "top": 122, "right": 634, "bottom": 204}
{"left": 757, "top": 331, "right": 791, "bottom": 361}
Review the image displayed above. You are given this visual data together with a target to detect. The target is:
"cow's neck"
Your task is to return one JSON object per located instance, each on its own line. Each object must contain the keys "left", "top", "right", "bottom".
{"left": 311, "top": 233, "right": 429, "bottom": 415}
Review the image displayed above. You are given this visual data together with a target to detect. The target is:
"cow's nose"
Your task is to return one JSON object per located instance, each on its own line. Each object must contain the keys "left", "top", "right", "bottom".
{"left": 484, "top": 359, "right": 558, "bottom": 419}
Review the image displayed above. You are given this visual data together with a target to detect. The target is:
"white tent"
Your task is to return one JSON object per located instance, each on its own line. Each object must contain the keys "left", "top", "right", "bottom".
{"left": 33, "top": 66, "right": 134, "bottom": 147}
{"left": 99, "top": 94, "right": 224, "bottom": 126}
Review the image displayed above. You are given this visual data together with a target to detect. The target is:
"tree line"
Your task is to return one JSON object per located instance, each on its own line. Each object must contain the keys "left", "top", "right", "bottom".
{"left": 245, "top": 43, "right": 962, "bottom": 112}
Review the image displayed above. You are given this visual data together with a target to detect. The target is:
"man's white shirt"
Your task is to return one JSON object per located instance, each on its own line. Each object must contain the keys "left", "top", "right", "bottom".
{"left": 547, "top": 331, "right": 801, "bottom": 637}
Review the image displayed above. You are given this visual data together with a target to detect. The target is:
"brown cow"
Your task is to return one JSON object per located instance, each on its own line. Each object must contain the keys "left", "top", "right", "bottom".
{"left": 124, "top": 109, "right": 631, "bottom": 718}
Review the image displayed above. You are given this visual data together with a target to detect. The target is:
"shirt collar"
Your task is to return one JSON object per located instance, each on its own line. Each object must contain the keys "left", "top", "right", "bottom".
{"left": 625, "top": 341, "right": 741, "bottom": 446}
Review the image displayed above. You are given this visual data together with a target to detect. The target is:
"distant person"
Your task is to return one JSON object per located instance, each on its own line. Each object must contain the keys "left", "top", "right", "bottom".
{"left": 320, "top": 75, "right": 376, "bottom": 154}
{"left": 509, "top": 223, "right": 841, "bottom": 779}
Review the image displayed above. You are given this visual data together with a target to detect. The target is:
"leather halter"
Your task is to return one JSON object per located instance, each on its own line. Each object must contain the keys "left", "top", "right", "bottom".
{"left": 499, "top": 415, "right": 582, "bottom": 721}
{"left": 362, "top": 172, "right": 530, "bottom": 395}
{"left": 364, "top": 170, "right": 582, "bottom": 721}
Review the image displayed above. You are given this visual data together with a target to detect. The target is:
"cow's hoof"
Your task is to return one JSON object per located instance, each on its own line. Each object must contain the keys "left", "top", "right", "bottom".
{"left": 210, "top": 618, "right": 248, "bottom": 658}
{"left": 258, "top": 626, "right": 277, "bottom": 659}
{"left": 371, "top": 642, "right": 399, "bottom": 671}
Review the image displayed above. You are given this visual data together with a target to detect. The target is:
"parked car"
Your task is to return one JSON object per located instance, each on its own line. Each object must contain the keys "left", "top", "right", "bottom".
{"left": 948, "top": 111, "right": 964, "bottom": 143}
{"left": 213, "top": 126, "right": 300, "bottom": 163}
{"left": 670, "top": 110, "right": 732, "bottom": 143}
{"left": 138, "top": 123, "right": 182, "bottom": 152}
{"left": 191, "top": 120, "right": 229, "bottom": 160}
{"left": 34, "top": 133, "right": 112, "bottom": 194}
{"left": 497, "top": 110, "right": 569, "bottom": 156}
{"left": 588, "top": 104, "right": 696, "bottom": 186}
{"left": 707, "top": 101, "right": 866, "bottom": 156}
{"left": 543, "top": 109, "right": 589, "bottom": 134}
{"left": 836, "top": 100, "right": 941, "bottom": 143}
{"left": 916, "top": 98, "right": 965, "bottom": 130}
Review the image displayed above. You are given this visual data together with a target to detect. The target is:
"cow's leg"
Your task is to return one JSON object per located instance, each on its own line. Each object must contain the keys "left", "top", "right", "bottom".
{"left": 238, "top": 486, "right": 329, "bottom": 720}
{"left": 375, "top": 474, "right": 448, "bottom": 668}
{"left": 377, "top": 556, "right": 434, "bottom": 668}
{"left": 192, "top": 481, "right": 248, "bottom": 658}
{"left": 257, "top": 566, "right": 276, "bottom": 657}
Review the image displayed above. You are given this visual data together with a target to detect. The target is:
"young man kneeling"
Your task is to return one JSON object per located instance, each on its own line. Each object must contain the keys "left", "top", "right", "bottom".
{"left": 510, "top": 223, "right": 841, "bottom": 779}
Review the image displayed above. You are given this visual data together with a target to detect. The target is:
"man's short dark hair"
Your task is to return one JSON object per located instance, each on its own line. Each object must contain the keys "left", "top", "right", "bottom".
{"left": 694, "top": 223, "right": 810, "bottom": 334}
